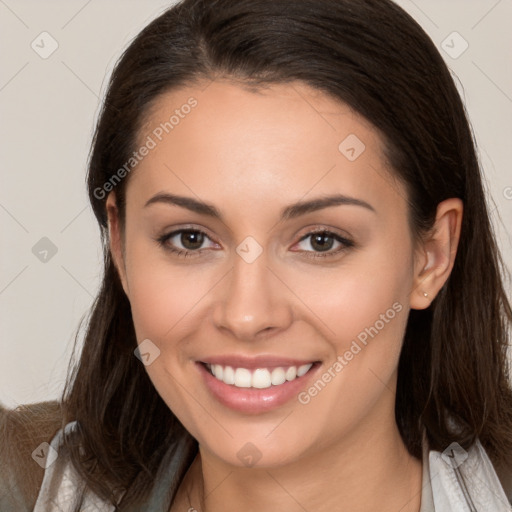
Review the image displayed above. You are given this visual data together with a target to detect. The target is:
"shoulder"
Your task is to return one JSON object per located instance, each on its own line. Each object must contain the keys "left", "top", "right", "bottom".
{"left": 0, "top": 400, "right": 63, "bottom": 511}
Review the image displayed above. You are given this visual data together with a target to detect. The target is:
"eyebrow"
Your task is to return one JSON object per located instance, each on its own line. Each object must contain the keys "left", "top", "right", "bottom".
{"left": 144, "top": 192, "right": 375, "bottom": 220}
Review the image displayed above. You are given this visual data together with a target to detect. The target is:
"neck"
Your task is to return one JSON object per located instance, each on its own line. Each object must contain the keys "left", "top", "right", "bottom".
{"left": 176, "top": 380, "right": 422, "bottom": 512}
{"left": 178, "top": 409, "right": 423, "bottom": 512}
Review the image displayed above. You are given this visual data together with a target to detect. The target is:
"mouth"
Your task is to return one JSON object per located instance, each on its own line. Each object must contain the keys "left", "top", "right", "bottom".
{"left": 196, "top": 358, "right": 321, "bottom": 414}
{"left": 204, "top": 362, "right": 314, "bottom": 388}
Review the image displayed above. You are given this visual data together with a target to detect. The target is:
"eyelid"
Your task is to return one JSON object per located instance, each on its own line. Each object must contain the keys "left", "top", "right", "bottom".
{"left": 296, "top": 225, "right": 352, "bottom": 240}
{"left": 158, "top": 223, "right": 219, "bottom": 241}
{"left": 294, "top": 224, "right": 354, "bottom": 245}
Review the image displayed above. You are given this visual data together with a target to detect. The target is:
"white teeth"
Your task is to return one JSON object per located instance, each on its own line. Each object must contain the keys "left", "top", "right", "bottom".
{"left": 285, "top": 366, "right": 297, "bottom": 381}
{"left": 234, "top": 368, "right": 252, "bottom": 388}
{"left": 297, "top": 363, "right": 313, "bottom": 377}
{"left": 207, "top": 363, "right": 314, "bottom": 388}
{"left": 223, "top": 366, "right": 235, "bottom": 385}
{"left": 212, "top": 364, "right": 223, "bottom": 380}
{"left": 252, "top": 369, "right": 272, "bottom": 389}
{"left": 271, "top": 367, "right": 286, "bottom": 385}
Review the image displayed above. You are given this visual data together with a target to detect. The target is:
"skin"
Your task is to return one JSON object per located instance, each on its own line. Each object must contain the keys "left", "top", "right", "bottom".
{"left": 106, "top": 79, "right": 463, "bottom": 512}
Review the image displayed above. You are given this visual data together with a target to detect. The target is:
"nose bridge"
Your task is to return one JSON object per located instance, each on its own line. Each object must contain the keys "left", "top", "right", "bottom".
{"left": 213, "top": 244, "right": 292, "bottom": 339}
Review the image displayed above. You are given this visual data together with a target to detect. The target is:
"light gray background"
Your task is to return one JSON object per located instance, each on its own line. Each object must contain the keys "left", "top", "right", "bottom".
{"left": 1, "top": 0, "right": 511, "bottom": 408}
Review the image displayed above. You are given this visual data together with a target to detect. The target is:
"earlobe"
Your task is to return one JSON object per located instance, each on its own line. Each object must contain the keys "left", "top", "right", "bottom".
{"left": 410, "top": 198, "right": 463, "bottom": 310}
{"left": 105, "top": 192, "right": 130, "bottom": 297}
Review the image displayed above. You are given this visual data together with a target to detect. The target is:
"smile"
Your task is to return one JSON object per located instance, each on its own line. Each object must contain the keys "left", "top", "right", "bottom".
{"left": 205, "top": 363, "right": 314, "bottom": 389}
{"left": 197, "top": 358, "right": 320, "bottom": 414}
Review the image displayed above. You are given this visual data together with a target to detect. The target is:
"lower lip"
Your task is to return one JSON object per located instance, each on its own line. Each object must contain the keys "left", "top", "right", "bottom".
{"left": 197, "top": 362, "right": 320, "bottom": 414}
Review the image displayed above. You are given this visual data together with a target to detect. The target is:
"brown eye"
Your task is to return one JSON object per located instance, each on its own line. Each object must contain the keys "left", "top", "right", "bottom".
{"left": 294, "top": 230, "right": 355, "bottom": 259}
{"left": 156, "top": 228, "right": 218, "bottom": 257}
{"left": 179, "top": 230, "right": 205, "bottom": 250}
{"left": 309, "top": 233, "right": 335, "bottom": 252}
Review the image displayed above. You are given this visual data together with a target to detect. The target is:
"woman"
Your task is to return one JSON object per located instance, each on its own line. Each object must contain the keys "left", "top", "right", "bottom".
{"left": 2, "top": 0, "right": 512, "bottom": 510}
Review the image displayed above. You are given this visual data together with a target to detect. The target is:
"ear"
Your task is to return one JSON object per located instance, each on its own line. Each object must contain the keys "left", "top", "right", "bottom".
{"left": 106, "top": 192, "right": 130, "bottom": 297}
{"left": 410, "top": 198, "right": 463, "bottom": 310}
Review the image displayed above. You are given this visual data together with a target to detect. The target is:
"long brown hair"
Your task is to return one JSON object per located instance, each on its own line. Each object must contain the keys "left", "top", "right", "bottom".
{"left": 56, "top": 0, "right": 512, "bottom": 509}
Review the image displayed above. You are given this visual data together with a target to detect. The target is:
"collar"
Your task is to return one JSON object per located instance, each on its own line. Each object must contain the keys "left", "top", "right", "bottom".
{"left": 420, "top": 429, "right": 511, "bottom": 511}
{"left": 34, "top": 422, "right": 512, "bottom": 512}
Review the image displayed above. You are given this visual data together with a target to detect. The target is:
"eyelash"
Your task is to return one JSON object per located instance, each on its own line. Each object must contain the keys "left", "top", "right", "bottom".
{"left": 156, "top": 227, "right": 355, "bottom": 260}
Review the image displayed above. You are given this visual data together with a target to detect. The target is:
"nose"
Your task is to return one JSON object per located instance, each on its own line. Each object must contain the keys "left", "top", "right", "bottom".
{"left": 213, "top": 251, "right": 293, "bottom": 342}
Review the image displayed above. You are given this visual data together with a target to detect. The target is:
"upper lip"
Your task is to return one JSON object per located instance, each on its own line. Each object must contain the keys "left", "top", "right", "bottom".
{"left": 199, "top": 355, "right": 318, "bottom": 370}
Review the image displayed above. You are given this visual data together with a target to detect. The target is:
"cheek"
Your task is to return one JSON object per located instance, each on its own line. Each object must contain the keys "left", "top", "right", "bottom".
{"left": 282, "top": 236, "right": 413, "bottom": 352}
{"left": 124, "top": 234, "right": 213, "bottom": 342}
{"left": 287, "top": 237, "right": 413, "bottom": 417}
{"left": 123, "top": 240, "right": 217, "bottom": 437}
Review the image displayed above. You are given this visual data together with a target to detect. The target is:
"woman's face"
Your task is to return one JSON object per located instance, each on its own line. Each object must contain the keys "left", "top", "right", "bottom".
{"left": 110, "top": 79, "right": 424, "bottom": 468}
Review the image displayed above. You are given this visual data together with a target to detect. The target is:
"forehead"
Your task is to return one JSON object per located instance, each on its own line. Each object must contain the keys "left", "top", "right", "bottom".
{"left": 126, "top": 79, "right": 406, "bottom": 221}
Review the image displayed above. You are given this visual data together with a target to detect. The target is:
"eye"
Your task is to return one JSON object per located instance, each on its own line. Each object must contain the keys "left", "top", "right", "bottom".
{"left": 156, "top": 227, "right": 354, "bottom": 260}
{"left": 156, "top": 228, "right": 219, "bottom": 257}
{"left": 293, "top": 229, "right": 354, "bottom": 259}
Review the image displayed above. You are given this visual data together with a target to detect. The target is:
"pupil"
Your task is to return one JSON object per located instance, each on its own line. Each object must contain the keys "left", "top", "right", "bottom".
{"left": 181, "top": 230, "right": 204, "bottom": 250}
{"left": 311, "top": 233, "right": 333, "bottom": 252}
